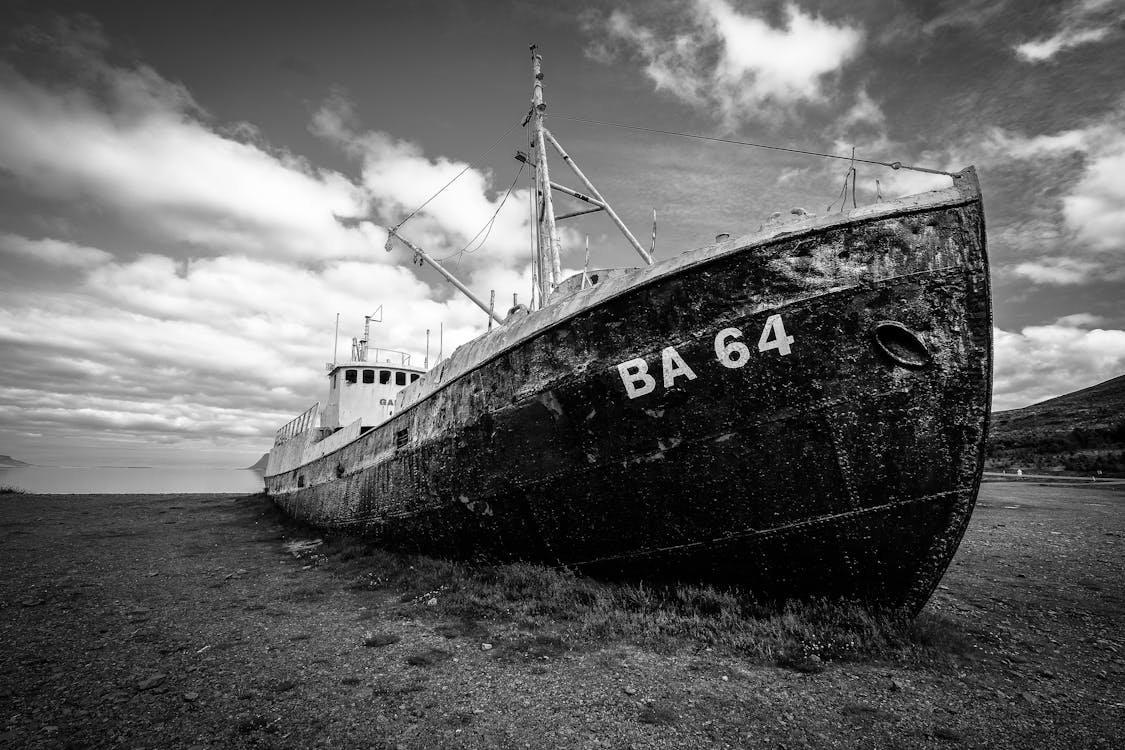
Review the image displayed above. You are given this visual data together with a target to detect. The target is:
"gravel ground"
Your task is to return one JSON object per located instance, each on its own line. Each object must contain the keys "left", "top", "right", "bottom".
{"left": 1, "top": 482, "right": 1122, "bottom": 749}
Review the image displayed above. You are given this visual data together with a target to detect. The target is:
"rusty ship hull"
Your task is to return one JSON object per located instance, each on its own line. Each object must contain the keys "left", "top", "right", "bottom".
{"left": 265, "top": 171, "right": 990, "bottom": 612}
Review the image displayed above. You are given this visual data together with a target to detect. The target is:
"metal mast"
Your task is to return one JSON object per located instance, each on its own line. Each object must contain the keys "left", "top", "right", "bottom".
{"left": 530, "top": 44, "right": 562, "bottom": 301}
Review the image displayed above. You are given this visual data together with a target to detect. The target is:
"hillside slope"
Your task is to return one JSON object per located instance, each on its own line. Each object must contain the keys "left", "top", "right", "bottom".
{"left": 245, "top": 453, "right": 269, "bottom": 471}
{"left": 0, "top": 454, "right": 29, "bottom": 467}
{"left": 987, "top": 374, "right": 1125, "bottom": 475}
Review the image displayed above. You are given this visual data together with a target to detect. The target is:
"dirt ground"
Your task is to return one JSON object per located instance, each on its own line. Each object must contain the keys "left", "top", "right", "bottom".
{"left": 1, "top": 481, "right": 1122, "bottom": 749}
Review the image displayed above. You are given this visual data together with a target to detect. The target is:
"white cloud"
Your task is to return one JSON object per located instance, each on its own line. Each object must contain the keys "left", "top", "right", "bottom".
{"left": 1055, "top": 313, "right": 1106, "bottom": 327}
{"left": 839, "top": 88, "right": 885, "bottom": 131}
{"left": 0, "top": 249, "right": 494, "bottom": 458}
{"left": 0, "top": 232, "right": 112, "bottom": 268}
{"left": 312, "top": 94, "right": 546, "bottom": 267}
{"left": 982, "top": 126, "right": 1094, "bottom": 158}
{"left": 0, "top": 22, "right": 546, "bottom": 465}
{"left": 0, "top": 63, "right": 376, "bottom": 262}
{"left": 1015, "top": 27, "right": 1109, "bottom": 62}
{"left": 994, "top": 319, "right": 1125, "bottom": 410}
{"left": 980, "top": 106, "right": 1125, "bottom": 269}
{"left": 596, "top": 1, "right": 865, "bottom": 127}
{"left": 1061, "top": 132, "right": 1125, "bottom": 252}
{"left": 1013, "top": 0, "right": 1121, "bottom": 62}
{"left": 1011, "top": 256, "right": 1104, "bottom": 285}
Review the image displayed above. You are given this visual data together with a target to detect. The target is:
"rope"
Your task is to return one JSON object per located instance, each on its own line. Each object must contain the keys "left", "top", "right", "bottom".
{"left": 551, "top": 113, "right": 961, "bottom": 177}
{"left": 826, "top": 149, "right": 860, "bottom": 213}
{"left": 390, "top": 113, "right": 526, "bottom": 234}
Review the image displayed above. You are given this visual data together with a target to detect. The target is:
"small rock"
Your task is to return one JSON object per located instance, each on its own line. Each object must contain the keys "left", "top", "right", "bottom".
{"left": 721, "top": 675, "right": 729, "bottom": 682}
{"left": 137, "top": 674, "right": 166, "bottom": 691}
{"left": 890, "top": 678, "right": 908, "bottom": 692}
{"left": 363, "top": 633, "right": 401, "bottom": 648}
{"left": 480, "top": 643, "right": 492, "bottom": 651}
{"left": 183, "top": 692, "right": 199, "bottom": 702}
{"left": 426, "top": 597, "right": 438, "bottom": 606}
{"left": 623, "top": 686, "right": 637, "bottom": 695}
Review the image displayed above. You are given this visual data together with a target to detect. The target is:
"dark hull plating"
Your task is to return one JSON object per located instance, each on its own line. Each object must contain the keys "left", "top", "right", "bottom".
{"left": 267, "top": 176, "right": 991, "bottom": 612}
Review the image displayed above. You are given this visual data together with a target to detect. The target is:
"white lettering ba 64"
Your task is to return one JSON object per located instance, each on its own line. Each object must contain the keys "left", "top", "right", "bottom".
{"left": 617, "top": 314, "right": 794, "bottom": 400}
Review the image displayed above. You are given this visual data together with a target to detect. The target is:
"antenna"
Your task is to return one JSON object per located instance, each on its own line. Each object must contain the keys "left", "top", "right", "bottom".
{"left": 332, "top": 313, "right": 339, "bottom": 365}
{"left": 425, "top": 328, "right": 430, "bottom": 369}
{"left": 359, "top": 307, "right": 383, "bottom": 363}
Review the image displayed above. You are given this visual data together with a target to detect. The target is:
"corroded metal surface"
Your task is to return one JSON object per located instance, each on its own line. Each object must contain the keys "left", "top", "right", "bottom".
{"left": 267, "top": 171, "right": 990, "bottom": 613}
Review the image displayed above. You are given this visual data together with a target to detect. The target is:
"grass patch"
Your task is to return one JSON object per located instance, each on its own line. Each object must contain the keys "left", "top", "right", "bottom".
{"left": 499, "top": 633, "right": 570, "bottom": 661}
{"left": 434, "top": 618, "right": 488, "bottom": 639}
{"left": 297, "top": 526, "right": 975, "bottom": 670}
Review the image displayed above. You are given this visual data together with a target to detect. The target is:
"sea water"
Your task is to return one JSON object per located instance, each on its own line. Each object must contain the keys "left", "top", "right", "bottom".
{"left": 0, "top": 466, "right": 265, "bottom": 494}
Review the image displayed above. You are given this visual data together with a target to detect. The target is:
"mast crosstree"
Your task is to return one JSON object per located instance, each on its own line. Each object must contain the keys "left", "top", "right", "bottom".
{"left": 527, "top": 44, "right": 654, "bottom": 309}
{"left": 377, "top": 45, "right": 653, "bottom": 320}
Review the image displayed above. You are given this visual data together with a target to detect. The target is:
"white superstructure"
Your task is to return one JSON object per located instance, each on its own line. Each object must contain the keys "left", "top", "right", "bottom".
{"left": 266, "top": 317, "right": 426, "bottom": 476}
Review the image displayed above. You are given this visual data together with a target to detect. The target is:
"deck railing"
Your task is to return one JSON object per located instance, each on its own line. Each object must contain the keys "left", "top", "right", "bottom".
{"left": 275, "top": 402, "right": 319, "bottom": 444}
{"left": 364, "top": 348, "right": 412, "bottom": 367}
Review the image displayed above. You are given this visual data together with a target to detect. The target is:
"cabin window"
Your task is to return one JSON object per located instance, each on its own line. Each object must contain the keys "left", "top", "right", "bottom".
{"left": 362, "top": 369, "right": 375, "bottom": 384}
{"left": 297, "top": 474, "right": 306, "bottom": 488}
{"left": 395, "top": 371, "right": 406, "bottom": 386}
{"left": 345, "top": 369, "right": 357, "bottom": 384}
{"left": 395, "top": 428, "right": 410, "bottom": 448}
{"left": 379, "top": 370, "right": 390, "bottom": 384}
{"left": 410, "top": 373, "right": 420, "bottom": 382}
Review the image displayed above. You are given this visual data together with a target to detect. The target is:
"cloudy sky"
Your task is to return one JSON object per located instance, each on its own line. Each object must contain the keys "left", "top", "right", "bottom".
{"left": 1, "top": 0, "right": 1123, "bottom": 468}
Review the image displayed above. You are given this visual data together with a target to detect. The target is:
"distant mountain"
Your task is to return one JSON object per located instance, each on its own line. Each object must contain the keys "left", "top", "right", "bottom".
{"left": 0, "top": 454, "right": 30, "bottom": 467}
{"left": 987, "top": 374, "right": 1125, "bottom": 475}
{"left": 246, "top": 453, "right": 269, "bottom": 471}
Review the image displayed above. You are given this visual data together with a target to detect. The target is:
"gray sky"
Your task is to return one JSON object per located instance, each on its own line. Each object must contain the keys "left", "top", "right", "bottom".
{"left": 1, "top": 0, "right": 1123, "bottom": 467}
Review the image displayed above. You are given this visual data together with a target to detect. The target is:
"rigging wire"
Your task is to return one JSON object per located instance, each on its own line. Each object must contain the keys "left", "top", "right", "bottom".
{"left": 551, "top": 113, "right": 960, "bottom": 177}
{"left": 389, "top": 113, "right": 527, "bottom": 234}
{"left": 435, "top": 160, "right": 526, "bottom": 262}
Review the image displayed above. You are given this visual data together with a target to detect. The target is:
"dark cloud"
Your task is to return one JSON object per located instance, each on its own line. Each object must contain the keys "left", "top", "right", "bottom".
{"left": 278, "top": 55, "right": 318, "bottom": 78}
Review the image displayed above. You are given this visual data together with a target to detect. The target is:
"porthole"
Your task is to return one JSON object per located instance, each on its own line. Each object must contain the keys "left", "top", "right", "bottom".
{"left": 872, "top": 321, "right": 932, "bottom": 369}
